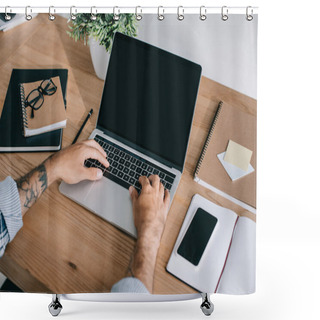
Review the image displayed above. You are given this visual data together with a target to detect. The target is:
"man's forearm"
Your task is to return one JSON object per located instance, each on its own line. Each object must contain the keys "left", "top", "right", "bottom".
{"left": 128, "top": 236, "right": 160, "bottom": 293}
{"left": 14, "top": 140, "right": 108, "bottom": 217}
{"left": 16, "top": 160, "right": 53, "bottom": 216}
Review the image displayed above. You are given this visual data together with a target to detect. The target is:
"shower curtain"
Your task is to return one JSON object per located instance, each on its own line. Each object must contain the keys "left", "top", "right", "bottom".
{"left": 0, "top": 8, "right": 257, "bottom": 300}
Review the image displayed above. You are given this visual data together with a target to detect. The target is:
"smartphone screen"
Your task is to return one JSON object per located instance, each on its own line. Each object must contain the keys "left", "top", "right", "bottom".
{"left": 177, "top": 208, "right": 218, "bottom": 266}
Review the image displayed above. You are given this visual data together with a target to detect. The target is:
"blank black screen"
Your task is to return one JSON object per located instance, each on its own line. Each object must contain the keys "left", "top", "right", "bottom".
{"left": 177, "top": 208, "right": 218, "bottom": 266}
{"left": 97, "top": 33, "right": 201, "bottom": 170}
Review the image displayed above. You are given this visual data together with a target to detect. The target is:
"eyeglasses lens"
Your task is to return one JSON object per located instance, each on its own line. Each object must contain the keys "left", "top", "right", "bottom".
{"left": 27, "top": 90, "right": 44, "bottom": 109}
{"left": 41, "top": 79, "right": 57, "bottom": 95}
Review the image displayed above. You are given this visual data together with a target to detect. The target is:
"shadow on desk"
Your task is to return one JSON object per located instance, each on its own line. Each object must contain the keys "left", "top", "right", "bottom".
{"left": 0, "top": 278, "right": 23, "bottom": 292}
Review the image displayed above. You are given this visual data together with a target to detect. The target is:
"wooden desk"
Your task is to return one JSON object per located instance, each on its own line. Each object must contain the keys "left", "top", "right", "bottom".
{"left": 0, "top": 15, "right": 256, "bottom": 294}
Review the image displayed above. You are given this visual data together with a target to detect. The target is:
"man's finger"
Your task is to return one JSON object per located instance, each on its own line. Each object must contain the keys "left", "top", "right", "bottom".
{"left": 83, "top": 139, "right": 107, "bottom": 158}
{"left": 139, "top": 175, "right": 150, "bottom": 188}
{"left": 82, "top": 167, "right": 103, "bottom": 181}
{"left": 149, "top": 174, "right": 160, "bottom": 189}
{"left": 164, "top": 189, "right": 170, "bottom": 210}
{"left": 85, "top": 147, "right": 109, "bottom": 168}
{"left": 159, "top": 180, "right": 165, "bottom": 195}
{"left": 129, "top": 186, "right": 138, "bottom": 202}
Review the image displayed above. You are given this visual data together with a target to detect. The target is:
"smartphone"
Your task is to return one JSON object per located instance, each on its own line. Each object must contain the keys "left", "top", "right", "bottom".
{"left": 177, "top": 207, "right": 218, "bottom": 266}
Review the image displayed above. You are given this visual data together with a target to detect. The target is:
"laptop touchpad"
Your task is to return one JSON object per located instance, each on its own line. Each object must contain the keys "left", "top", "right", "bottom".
{"left": 59, "top": 180, "right": 95, "bottom": 203}
{"left": 84, "top": 178, "right": 136, "bottom": 238}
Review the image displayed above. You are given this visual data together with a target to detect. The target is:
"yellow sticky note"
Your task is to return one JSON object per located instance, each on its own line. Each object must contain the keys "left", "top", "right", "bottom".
{"left": 223, "top": 140, "right": 253, "bottom": 171}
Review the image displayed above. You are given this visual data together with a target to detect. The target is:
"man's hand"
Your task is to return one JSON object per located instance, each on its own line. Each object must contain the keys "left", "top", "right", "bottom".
{"left": 129, "top": 175, "right": 170, "bottom": 244}
{"left": 17, "top": 139, "right": 108, "bottom": 216}
{"left": 45, "top": 140, "right": 109, "bottom": 185}
{"left": 127, "top": 175, "right": 170, "bottom": 293}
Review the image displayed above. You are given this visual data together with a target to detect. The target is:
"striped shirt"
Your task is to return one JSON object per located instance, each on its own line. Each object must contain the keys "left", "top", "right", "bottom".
{"left": 0, "top": 177, "right": 23, "bottom": 258}
{"left": 111, "top": 277, "right": 149, "bottom": 293}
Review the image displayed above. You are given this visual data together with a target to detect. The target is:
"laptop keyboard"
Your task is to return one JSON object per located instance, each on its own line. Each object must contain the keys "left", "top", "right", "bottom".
{"left": 84, "top": 135, "right": 176, "bottom": 193}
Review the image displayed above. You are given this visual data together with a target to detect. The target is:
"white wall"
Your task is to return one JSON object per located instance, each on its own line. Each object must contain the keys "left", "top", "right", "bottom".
{"left": 137, "top": 14, "right": 257, "bottom": 99}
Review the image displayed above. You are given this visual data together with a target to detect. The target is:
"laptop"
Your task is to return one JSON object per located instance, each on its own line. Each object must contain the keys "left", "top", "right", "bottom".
{"left": 59, "top": 32, "right": 202, "bottom": 238}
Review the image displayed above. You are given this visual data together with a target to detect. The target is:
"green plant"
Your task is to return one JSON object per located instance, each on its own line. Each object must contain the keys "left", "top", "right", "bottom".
{"left": 67, "top": 14, "right": 138, "bottom": 53}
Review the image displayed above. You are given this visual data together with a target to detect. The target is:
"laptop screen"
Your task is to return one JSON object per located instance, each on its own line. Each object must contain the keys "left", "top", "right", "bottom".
{"left": 97, "top": 33, "right": 201, "bottom": 171}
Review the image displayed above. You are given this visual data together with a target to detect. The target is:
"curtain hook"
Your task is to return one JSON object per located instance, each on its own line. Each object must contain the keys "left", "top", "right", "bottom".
{"left": 221, "top": 6, "right": 228, "bottom": 21}
{"left": 177, "top": 6, "right": 184, "bottom": 21}
{"left": 4, "top": 6, "right": 12, "bottom": 21}
{"left": 113, "top": 6, "right": 120, "bottom": 21}
{"left": 49, "top": 6, "right": 56, "bottom": 21}
{"left": 90, "top": 6, "right": 97, "bottom": 21}
{"left": 70, "top": 6, "right": 77, "bottom": 21}
{"left": 135, "top": 6, "right": 142, "bottom": 21}
{"left": 246, "top": 6, "right": 254, "bottom": 21}
{"left": 158, "top": 6, "right": 165, "bottom": 21}
{"left": 25, "top": 6, "right": 32, "bottom": 21}
{"left": 200, "top": 6, "right": 207, "bottom": 21}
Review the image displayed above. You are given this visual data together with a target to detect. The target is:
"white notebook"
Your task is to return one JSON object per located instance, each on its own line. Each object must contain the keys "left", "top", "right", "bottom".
{"left": 166, "top": 194, "right": 256, "bottom": 294}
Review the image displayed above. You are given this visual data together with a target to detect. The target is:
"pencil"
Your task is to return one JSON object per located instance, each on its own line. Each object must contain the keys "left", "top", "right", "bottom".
{"left": 72, "top": 108, "right": 93, "bottom": 144}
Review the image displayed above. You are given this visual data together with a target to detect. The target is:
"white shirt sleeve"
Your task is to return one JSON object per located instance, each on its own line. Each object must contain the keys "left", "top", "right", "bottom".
{"left": 0, "top": 176, "right": 23, "bottom": 256}
{"left": 111, "top": 277, "right": 150, "bottom": 294}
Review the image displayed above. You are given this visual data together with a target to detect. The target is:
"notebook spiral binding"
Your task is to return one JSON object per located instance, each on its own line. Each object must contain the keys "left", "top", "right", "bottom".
{"left": 194, "top": 101, "right": 223, "bottom": 177}
{"left": 20, "top": 84, "right": 28, "bottom": 131}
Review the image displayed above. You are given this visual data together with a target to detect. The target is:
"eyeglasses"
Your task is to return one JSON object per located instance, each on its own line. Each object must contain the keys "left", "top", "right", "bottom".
{"left": 25, "top": 79, "right": 57, "bottom": 118}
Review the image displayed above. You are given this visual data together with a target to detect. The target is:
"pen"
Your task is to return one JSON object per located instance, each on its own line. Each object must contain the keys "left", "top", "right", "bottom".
{"left": 72, "top": 108, "right": 93, "bottom": 144}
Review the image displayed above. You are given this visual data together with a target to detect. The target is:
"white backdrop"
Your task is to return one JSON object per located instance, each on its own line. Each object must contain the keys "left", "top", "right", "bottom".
{"left": 136, "top": 14, "right": 257, "bottom": 99}
{"left": 1, "top": 0, "right": 320, "bottom": 319}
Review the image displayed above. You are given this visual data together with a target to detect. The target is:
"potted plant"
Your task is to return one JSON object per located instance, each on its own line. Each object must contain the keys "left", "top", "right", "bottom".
{"left": 67, "top": 14, "right": 138, "bottom": 80}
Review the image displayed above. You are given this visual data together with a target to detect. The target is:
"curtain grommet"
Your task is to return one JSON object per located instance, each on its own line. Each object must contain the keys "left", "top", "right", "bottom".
{"left": 4, "top": 6, "right": 12, "bottom": 21}
{"left": 135, "top": 6, "right": 142, "bottom": 21}
{"left": 246, "top": 6, "right": 254, "bottom": 21}
{"left": 113, "top": 6, "right": 120, "bottom": 21}
{"left": 48, "top": 6, "right": 56, "bottom": 21}
{"left": 158, "top": 6, "right": 165, "bottom": 21}
{"left": 221, "top": 6, "right": 228, "bottom": 21}
{"left": 25, "top": 6, "right": 32, "bottom": 21}
{"left": 90, "top": 6, "right": 97, "bottom": 21}
{"left": 200, "top": 6, "right": 207, "bottom": 21}
{"left": 177, "top": 6, "right": 184, "bottom": 21}
{"left": 70, "top": 6, "right": 77, "bottom": 21}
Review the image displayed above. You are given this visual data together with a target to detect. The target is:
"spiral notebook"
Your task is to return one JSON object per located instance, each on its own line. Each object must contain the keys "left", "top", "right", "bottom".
{"left": 194, "top": 101, "right": 256, "bottom": 210}
{"left": 0, "top": 69, "right": 68, "bottom": 152}
{"left": 20, "top": 76, "right": 67, "bottom": 137}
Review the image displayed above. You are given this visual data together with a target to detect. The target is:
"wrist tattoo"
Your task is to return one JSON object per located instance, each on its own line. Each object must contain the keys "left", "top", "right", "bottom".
{"left": 16, "top": 163, "right": 48, "bottom": 209}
